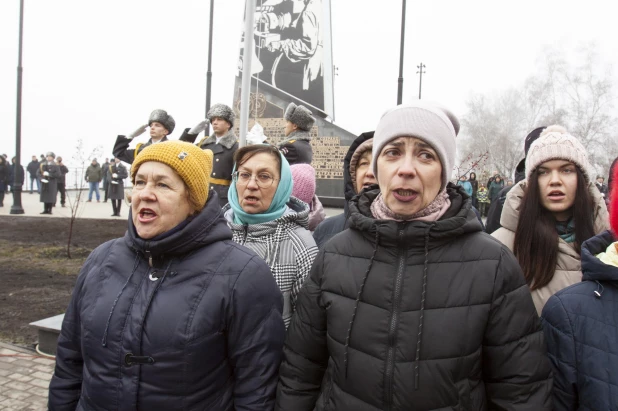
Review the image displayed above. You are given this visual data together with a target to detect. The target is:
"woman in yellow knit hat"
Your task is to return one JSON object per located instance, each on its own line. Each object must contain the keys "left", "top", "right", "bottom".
{"left": 49, "top": 141, "right": 285, "bottom": 410}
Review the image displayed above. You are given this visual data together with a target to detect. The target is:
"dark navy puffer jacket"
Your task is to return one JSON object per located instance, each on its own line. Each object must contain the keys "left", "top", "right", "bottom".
{"left": 49, "top": 193, "right": 285, "bottom": 411}
{"left": 277, "top": 185, "right": 552, "bottom": 411}
{"left": 542, "top": 230, "right": 618, "bottom": 411}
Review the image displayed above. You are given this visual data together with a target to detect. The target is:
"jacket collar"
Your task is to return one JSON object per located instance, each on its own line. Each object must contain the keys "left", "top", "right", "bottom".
{"left": 581, "top": 230, "right": 618, "bottom": 282}
{"left": 349, "top": 183, "right": 482, "bottom": 249}
{"left": 202, "top": 130, "right": 238, "bottom": 149}
{"left": 279, "top": 130, "right": 312, "bottom": 145}
{"left": 124, "top": 192, "right": 233, "bottom": 262}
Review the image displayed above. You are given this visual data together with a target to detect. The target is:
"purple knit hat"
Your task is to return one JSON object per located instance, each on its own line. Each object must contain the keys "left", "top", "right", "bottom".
{"left": 291, "top": 164, "right": 316, "bottom": 206}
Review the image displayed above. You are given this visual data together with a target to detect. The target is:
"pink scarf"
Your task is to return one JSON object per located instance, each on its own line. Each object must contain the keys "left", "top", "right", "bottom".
{"left": 370, "top": 191, "right": 451, "bottom": 222}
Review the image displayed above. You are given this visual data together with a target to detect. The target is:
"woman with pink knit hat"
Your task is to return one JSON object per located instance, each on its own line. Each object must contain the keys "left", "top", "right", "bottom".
{"left": 492, "top": 125, "right": 609, "bottom": 314}
{"left": 291, "top": 164, "right": 325, "bottom": 231}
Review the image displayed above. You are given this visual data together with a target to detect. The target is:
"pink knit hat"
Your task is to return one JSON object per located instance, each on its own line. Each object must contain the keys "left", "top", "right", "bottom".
{"left": 525, "top": 125, "right": 591, "bottom": 183}
{"left": 291, "top": 164, "right": 316, "bottom": 206}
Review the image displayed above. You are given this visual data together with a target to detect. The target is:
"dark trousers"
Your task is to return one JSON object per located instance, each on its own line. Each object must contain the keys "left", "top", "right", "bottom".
{"left": 43, "top": 202, "right": 53, "bottom": 213}
{"left": 112, "top": 199, "right": 122, "bottom": 215}
{"left": 103, "top": 180, "right": 109, "bottom": 201}
{"left": 478, "top": 202, "right": 489, "bottom": 217}
{"left": 0, "top": 190, "right": 4, "bottom": 206}
{"left": 57, "top": 183, "right": 66, "bottom": 205}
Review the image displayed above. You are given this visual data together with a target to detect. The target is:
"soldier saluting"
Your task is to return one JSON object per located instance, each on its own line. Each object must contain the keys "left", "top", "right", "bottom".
{"left": 180, "top": 103, "right": 238, "bottom": 207}
{"left": 113, "top": 109, "right": 175, "bottom": 164}
{"left": 38, "top": 152, "right": 61, "bottom": 214}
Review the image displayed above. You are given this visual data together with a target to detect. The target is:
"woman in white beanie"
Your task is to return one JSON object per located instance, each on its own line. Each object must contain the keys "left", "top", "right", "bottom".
{"left": 276, "top": 101, "right": 552, "bottom": 411}
{"left": 492, "top": 125, "right": 609, "bottom": 314}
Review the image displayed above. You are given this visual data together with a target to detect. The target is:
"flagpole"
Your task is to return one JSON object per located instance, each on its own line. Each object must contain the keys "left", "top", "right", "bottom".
{"left": 239, "top": 0, "right": 256, "bottom": 147}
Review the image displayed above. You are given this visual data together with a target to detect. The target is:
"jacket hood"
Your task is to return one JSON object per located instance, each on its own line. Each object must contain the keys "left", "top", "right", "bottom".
{"left": 223, "top": 196, "right": 311, "bottom": 234}
{"left": 581, "top": 230, "right": 618, "bottom": 283}
{"left": 125, "top": 192, "right": 233, "bottom": 261}
{"left": 500, "top": 180, "right": 609, "bottom": 235}
{"left": 342, "top": 132, "right": 375, "bottom": 211}
{"left": 349, "top": 182, "right": 482, "bottom": 249}
{"left": 514, "top": 158, "right": 525, "bottom": 184}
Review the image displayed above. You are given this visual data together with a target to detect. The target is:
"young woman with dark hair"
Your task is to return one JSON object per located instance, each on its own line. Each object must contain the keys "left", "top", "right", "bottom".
{"left": 492, "top": 126, "right": 609, "bottom": 314}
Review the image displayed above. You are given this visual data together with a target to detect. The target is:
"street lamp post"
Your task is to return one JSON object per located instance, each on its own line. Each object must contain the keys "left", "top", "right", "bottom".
{"left": 396, "top": 0, "right": 406, "bottom": 105}
{"left": 417, "top": 62, "right": 426, "bottom": 100}
{"left": 11, "top": 0, "right": 25, "bottom": 215}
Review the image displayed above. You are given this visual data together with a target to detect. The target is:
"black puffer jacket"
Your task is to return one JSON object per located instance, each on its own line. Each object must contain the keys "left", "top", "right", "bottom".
{"left": 49, "top": 194, "right": 285, "bottom": 410}
{"left": 313, "top": 132, "right": 374, "bottom": 249}
{"left": 277, "top": 184, "right": 552, "bottom": 411}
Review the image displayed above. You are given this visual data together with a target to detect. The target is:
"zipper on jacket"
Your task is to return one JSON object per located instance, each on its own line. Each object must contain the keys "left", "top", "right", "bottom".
{"left": 384, "top": 227, "right": 406, "bottom": 411}
{"left": 242, "top": 223, "right": 249, "bottom": 245}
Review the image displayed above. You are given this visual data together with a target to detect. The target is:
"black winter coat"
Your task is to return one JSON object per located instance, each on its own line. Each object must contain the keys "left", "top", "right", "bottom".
{"left": 113, "top": 136, "right": 168, "bottom": 165}
{"left": 542, "top": 230, "right": 618, "bottom": 410}
{"left": 313, "top": 132, "right": 374, "bottom": 249}
{"left": 0, "top": 162, "right": 9, "bottom": 191}
{"left": 27, "top": 160, "right": 39, "bottom": 178}
{"left": 49, "top": 194, "right": 285, "bottom": 410}
{"left": 277, "top": 185, "right": 552, "bottom": 411}
{"left": 486, "top": 159, "right": 525, "bottom": 234}
{"left": 278, "top": 130, "right": 313, "bottom": 165}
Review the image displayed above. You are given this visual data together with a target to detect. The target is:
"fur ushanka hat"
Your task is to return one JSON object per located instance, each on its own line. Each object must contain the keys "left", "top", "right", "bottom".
{"left": 148, "top": 109, "right": 176, "bottom": 134}
{"left": 207, "top": 103, "right": 235, "bottom": 127}
{"left": 285, "top": 103, "right": 315, "bottom": 131}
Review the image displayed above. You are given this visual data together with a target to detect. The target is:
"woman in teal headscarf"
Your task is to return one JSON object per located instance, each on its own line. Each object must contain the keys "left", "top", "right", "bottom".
{"left": 224, "top": 144, "right": 318, "bottom": 327}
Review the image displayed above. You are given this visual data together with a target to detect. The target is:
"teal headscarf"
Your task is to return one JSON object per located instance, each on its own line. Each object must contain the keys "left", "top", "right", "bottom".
{"left": 227, "top": 147, "right": 293, "bottom": 225}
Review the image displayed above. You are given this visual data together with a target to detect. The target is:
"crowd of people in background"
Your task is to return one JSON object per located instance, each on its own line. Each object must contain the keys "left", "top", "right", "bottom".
{"left": 16, "top": 99, "right": 614, "bottom": 410}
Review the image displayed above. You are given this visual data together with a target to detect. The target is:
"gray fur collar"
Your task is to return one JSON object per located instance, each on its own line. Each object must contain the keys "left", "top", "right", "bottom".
{"left": 201, "top": 130, "right": 237, "bottom": 149}
{"left": 279, "top": 130, "right": 312, "bottom": 146}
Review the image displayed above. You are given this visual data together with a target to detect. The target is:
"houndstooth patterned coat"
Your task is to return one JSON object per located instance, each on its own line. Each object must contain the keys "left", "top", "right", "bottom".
{"left": 224, "top": 197, "right": 318, "bottom": 327}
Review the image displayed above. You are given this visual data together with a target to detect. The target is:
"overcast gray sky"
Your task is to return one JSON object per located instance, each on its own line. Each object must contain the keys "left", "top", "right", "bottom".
{"left": 1, "top": 0, "right": 616, "bottom": 166}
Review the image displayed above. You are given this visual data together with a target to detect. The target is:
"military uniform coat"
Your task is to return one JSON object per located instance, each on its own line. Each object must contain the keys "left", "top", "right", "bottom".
{"left": 38, "top": 161, "right": 61, "bottom": 203}
{"left": 278, "top": 130, "right": 313, "bottom": 165}
{"left": 107, "top": 163, "right": 128, "bottom": 200}
{"left": 181, "top": 129, "right": 238, "bottom": 208}
{"left": 113, "top": 136, "right": 168, "bottom": 165}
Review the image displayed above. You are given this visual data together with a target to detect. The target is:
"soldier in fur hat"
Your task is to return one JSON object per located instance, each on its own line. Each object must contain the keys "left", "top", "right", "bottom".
{"left": 113, "top": 109, "right": 175, "bottom": 164}
{"left": 179, "top": 103, "right": 239, "bottom": 207}
{"left": 278, "top": 102, "right": 315, "bottom": 165}
{"left": 38, "top": 152, "right": 61, "bottom": 214}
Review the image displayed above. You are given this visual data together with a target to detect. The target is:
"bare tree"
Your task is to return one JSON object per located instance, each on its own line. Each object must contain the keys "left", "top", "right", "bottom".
{"left": 65, "top": 139, "right": 102, "bottom": 259}
{"left": 461, "top": 43, "right": 617, "bottom": 179}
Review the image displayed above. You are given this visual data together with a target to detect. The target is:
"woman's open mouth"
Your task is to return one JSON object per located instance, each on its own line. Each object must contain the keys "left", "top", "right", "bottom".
{"left": 392, "top": 189, "right": 418, "bottom": 202}
{"left": 138, "top": 208, "right": 157, "bottom": 222}
{"left": 547, "top": 190, "right": 565, "bottom": 201}
{"left": 243, "top": 196, "right": 260, "bottom": 205}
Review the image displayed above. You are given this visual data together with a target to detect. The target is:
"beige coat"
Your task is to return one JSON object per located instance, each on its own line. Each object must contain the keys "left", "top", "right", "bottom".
{"left": 492, "top": 180, "right": 609, "bottom": 314}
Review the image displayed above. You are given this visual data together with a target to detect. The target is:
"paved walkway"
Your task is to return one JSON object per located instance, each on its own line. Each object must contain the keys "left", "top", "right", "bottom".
{"left": 0, "top": 190, "right": 343, "bottom": 220}
{"left": 0, "top": 343, "right": 54, "bottom": 411}
{"left": 0, "top": 189, "right": 129, "bottom": 220}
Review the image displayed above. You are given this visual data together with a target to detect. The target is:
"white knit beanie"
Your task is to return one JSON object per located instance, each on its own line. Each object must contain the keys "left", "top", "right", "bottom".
{"left": 525, "top": 125, "right": 591, "bottom": 183}
{"left": 372, "top": 102, "right": 459, "bottom": 191}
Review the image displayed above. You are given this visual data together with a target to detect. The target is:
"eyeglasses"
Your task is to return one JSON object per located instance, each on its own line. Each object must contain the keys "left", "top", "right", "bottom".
{"left": 232, "top": 171, "right": 278, "bottom": 188}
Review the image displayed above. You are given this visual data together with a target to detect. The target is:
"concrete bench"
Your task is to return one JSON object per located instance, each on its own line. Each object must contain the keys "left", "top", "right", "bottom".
{"left": 30, "top": 314, "right": 64, "bottom": 356}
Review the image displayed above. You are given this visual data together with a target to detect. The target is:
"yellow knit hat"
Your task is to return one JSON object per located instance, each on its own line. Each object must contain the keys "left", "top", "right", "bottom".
{"left": 131, "top": 141, "right": 213, "bottom": 211}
